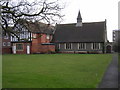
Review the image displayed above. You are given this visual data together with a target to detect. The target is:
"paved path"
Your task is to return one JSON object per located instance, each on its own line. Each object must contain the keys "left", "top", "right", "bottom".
{"left": 98, "top": 54, "right": 118, "bottom": 88}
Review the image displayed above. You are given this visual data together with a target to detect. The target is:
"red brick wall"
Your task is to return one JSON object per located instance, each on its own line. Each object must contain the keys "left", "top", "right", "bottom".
{"left": 2, "top": 38, "right": 12, "bottom": 54}
{"left": 39, "top": 45, "right": 55, "bottom": 53}
{"left": 41, "top": 34, "right": 52, "bottom": 43}
{"left": 32, "top": 33, "right": 52, "bottom": 43}
{"left": 48, "top": 45, "right": 55, "bottom": 52}
{"left": 31, "top": 33, "right": 55, "bottom": 53}
{"left": 41, "top": 34, "right": 46, "bottom": 43}
{"left": 31, "top": 33, "right": 40, "bottom": 53}
{"left": 31, "top": 44, "right": 40, "bottom": 53}
{"left": 31, "top": 44, "right": 55, "bottom": 54}
{"left": 2, "top": 48, "right": 12, "bottom": 54}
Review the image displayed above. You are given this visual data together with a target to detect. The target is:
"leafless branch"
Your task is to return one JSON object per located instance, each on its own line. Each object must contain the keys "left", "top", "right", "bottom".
{"left": 1, "top": 0, "right": 65, "bottom": 36}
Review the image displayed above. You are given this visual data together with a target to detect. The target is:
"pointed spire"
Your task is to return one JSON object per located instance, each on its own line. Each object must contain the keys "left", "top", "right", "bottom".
{"left": 77, "top": 10, "right": 82, "bottom": 20}
{"left": 76, "top": 10, "right": 82, "bottom": 27}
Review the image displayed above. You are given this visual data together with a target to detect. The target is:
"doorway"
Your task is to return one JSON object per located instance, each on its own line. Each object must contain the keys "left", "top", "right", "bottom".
{"left": 106, "top": 45, "right": 112, "bottom": 53}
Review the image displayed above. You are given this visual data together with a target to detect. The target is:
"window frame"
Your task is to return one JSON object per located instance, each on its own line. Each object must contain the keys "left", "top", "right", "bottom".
{"left": 91, "top": 43, "right": 101, "bottom": 50}
{"left": 58, "top": 43, "right": 60, "bottom": 49}
{"left": 4, "top": 35, "right": 9, "bottom": 39}
{"left": 56, "top": 43, "right": 61, "bottom": 49}
{"left": 65, "top": 43, "right": 72, "bottom": 50}
{"left": 46, "top": 34, "right": 50, "bottom": 40}
{"left": 7, "top": 42, "right": 11, "bottom": 46}
{"left": 32, "top": 34, "right": 37, "bottom": 38}
{"left": 16, "top": 43, "right": 24, "bottom": 51}
{"left": 2, "top": 42, "right": 6, "bottom": 46}
{"left": 78, "top": 43, "right": 86, "bottom": 50}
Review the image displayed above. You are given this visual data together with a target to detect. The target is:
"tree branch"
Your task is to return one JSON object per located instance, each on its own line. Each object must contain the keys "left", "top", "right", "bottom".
{"left": 1, "top": 0, "right": 65, "bottom": 36}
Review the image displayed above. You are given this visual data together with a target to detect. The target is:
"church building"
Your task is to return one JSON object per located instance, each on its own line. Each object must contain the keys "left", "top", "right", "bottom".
{"left": 53, "top": 11, "right": 108, "bottom": 53}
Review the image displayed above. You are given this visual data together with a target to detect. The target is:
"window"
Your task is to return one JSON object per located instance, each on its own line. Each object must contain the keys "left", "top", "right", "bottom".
{"left": 3, "top": 42, "right": 6, "bottom": 46}
{"left": 16, "top": 44, "right": 23, "bottom": 50}
{"left": 65, "top": 43, "right": 72, "bottom": 50}
{"left": 56, "top": 43, "right": 60, "bottom": 49}
{"left": 113, "top": 34, "right": 115, "bottom": 37}
{"left": 46, "top": 35, "right": 50, "bottom": 39}
{"left": 91, "top": 43, "right": 100, "bottom": 50}
{"left": 113, "top": 38, "right": 115, "bottom": 41}
{"left": 78, "top": 43, "right": 86, "bottom": 50}
{"left": 7, "top": 42, "right": 11, "bottom": 46}
{"left": 33, "top": 34, "right": 37, "bottom": 38}
{"left": 4, "top": 35, "right": 9, "bottom": 39}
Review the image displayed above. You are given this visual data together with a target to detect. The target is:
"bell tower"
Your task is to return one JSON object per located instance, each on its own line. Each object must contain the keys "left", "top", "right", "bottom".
{"left": 76, "top": 10, "right": 82, "bottom": 27}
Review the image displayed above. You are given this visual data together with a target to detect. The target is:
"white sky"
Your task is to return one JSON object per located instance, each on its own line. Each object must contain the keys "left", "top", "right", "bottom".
{"left": 59, "top": 0, "right": 119, "bottom": 42}
{"left": 28, "top": 0, "right": 119, "bottom": 42}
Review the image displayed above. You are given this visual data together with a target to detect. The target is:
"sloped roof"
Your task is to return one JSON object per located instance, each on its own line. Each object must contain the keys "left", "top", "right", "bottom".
{"left": 53, "top": 21, "right": 106, "bottom": 43}
{"left": 24, "top": 20, "right": 55, "bottom": 35}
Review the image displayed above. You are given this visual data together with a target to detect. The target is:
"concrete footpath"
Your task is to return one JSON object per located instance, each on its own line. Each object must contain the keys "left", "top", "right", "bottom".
{"left": 98, "top": 54, "right": 118, "bottom": 88}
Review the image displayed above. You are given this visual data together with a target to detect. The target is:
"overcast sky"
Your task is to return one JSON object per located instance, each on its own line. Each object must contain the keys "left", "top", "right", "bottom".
{"left": 59, "top": 0, "right": 119, "bottom": 42}
{"left": 28, "top": 0, "right": 119, "bottom": 42}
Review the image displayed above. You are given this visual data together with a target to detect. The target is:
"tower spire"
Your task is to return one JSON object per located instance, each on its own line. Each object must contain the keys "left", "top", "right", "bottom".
{"left": 77, "top": 10, "right": 82, "bottom": 20}
{"left": 76, "top": 10, "right": 82, "bottom": 27}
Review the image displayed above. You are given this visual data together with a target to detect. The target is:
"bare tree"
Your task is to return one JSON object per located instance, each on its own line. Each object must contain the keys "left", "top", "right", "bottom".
{"left": 1, "top": 0, "right": 64, "bottom": 36}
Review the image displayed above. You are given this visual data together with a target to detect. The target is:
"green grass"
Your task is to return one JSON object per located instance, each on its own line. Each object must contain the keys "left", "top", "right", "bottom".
{"left": 2, "top": 54, "right": 112, "bottom": 88}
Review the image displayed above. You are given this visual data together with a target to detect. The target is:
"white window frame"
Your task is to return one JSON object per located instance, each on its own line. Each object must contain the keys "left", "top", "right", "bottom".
{"left": 3, "top": 42, "right": 6, "bottom": 46}
{"left": 91, "top": 43, "right": 93, "bottom": 49}
{"left": 16, "top": 43, "right": 24, "bottom": 51}
{"left": 57, "top": 43, "right": 60, "bottom": 49}
{"left": 98, "top": 43, "right": 101, "bottom": 49}
{"left": 78, "top": 43, "right": 86, "bottom": 50}
{"left": 46, "top": 35, "right": 50, "bottom": 39}
{"left": 7, "top": 42, "right": 11, "bottom": 46}
{"left": 64, "top": 43, "right": 66, "bottom": 49}
{"left": 65, "top": 43, "right": 72, "bottom": 50}
{"left": 4, "top": 35, "right": 9, "bottom": 39}
{"left": 92, "top": 43, "right": 100, "bottom": 50}
{"left": 58, "top": 43, "right": 60, "bottom": 49}
{"left": 33, "top": 34, "right": 37, "bottom": 38}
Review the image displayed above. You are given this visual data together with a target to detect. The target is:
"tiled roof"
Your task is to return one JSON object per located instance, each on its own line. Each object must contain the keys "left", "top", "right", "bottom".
{"left": 53, "top": 21, "right": 106, "bottom": 42}
{"left": 24, "top": 20, "right": 55, "bottom": 34}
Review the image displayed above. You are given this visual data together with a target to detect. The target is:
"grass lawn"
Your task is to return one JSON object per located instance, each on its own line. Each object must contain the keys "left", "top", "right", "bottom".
{"left": 2, "top": 54, "right": 112, "bottom": 88}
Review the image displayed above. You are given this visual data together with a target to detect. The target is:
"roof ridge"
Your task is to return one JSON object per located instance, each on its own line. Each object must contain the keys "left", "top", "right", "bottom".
{"left": 57, "top": 23, "right": 76, "bottom": 25}
{"left": 57, "top": 21, "right": 105, "bottom": 25}
{"left": 83, "top": 21, "right": 105, "bottom": 23}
